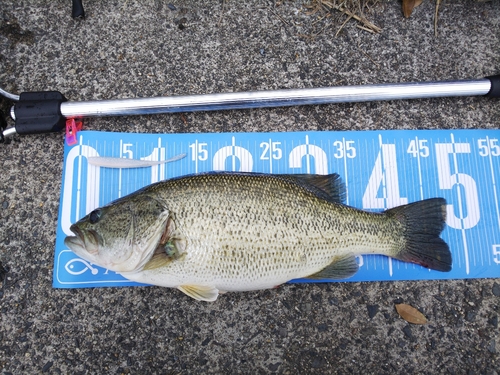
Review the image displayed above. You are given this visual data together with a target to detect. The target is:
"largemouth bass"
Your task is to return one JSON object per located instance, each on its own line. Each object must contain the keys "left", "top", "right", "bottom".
{"left": 64, "top": 172, "right": 452, "bottom": 301}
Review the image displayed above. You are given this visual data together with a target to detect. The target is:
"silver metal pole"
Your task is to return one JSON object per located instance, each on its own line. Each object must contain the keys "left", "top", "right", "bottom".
{"left": 2, "top": 76, "right": 497, "bottom": 139}
{"left": 2, "top": 127, "right": 17, "bottom": 138}
{"left": 0, "top": 87, "right": 19, "bottom": 102}
{"left": 60, "top": 79, "right": 491, "bottom": 118}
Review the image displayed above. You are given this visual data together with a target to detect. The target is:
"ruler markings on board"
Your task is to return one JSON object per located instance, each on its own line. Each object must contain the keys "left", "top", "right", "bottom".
{"left": 53, "top": 129, "right": 500, "bottom": 287}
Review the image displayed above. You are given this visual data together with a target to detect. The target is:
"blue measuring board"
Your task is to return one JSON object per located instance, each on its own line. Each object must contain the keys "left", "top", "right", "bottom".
{"left": 53, "top": 129, "right": 500, "bottom": 288}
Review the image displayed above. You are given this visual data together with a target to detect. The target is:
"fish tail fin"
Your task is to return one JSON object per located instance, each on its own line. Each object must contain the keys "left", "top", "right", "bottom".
{"left": 386, "top": 198, "right": 452, "bottom": 272}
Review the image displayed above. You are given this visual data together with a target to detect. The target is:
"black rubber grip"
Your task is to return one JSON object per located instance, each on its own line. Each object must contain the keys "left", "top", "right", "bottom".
{"left": 14, "top": 91, "right": 67, "bottom": 135}
{"left": 486, "top": 75, "right": 500, "bottom": 97}
{"left": 72, "top": 0, "right": 85, "bottom": 19}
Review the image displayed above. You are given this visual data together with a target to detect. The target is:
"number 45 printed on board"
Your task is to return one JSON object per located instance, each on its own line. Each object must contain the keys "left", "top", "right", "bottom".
{"left": 361, "top": 134, "right": 488, "bottom": 274}
{"left": 362, "top": 134, "right": 484, "bottom": 231}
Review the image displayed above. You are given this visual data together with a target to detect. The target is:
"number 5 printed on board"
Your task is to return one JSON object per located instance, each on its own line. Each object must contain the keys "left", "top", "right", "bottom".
{"left": 435, "top": 136, "right": 480, "bottom": 230}
{"left": 436, "top": 134, "right": 480, "bottom": 275}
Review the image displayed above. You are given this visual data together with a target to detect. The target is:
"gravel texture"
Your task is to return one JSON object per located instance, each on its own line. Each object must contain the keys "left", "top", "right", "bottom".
{"left": 0, "top": 1, "right": 499, "bottom": 374}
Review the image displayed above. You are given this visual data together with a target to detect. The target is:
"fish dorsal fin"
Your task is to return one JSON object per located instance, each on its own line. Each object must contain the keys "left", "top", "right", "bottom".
{"left": 281, "top": 173, "right": 346, "bottom": 204}
{"left": 178, "top": 285, "right": 219, "bottom": 302}
{"left": 305, "top": 254, "right": 359, "bottom": 280}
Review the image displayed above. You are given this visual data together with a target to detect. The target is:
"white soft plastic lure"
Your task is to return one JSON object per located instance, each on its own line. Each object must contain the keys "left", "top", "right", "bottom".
{"left": 87, "top": 153, "right": 186, "bottom": 168}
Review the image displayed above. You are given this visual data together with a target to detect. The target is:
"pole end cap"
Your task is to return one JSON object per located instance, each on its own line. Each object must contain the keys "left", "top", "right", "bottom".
{"left": 486, "top": 75, "right": 500, "bottom": 97}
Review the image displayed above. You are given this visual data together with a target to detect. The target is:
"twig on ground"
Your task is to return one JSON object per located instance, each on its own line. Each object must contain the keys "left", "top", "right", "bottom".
{"left": 297, "top": 21, "right": 333, "bottom": 40}
{"left": 434, "top": 0, "right": 441, "bottom": 37}
{"left": 217, "top": 0, "right": 226, "bottom": 27}
{"left": 335, "top": 14, "right": 353, "bottom": 37}
{"left": 313, "top": 0, "right": 381, "bottom": 33}
{"left": 356, "top": 24, "right": 376, "bottom": 34}
{"left": 268, "top": 7, "right": 292, "bottom": 27}
{"left": 357, "top": 41, "right": 381, "bottom": 68}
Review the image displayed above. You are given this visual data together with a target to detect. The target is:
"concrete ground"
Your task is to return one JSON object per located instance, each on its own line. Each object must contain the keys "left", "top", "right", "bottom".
{"left": 0, "top": 1, "right": 499, "bottom": 374}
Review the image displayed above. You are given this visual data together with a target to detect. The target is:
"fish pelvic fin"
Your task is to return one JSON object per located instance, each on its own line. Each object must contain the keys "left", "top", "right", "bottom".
{"left": 178, "top": 285, "right": 219, "bottom": 302}
{"left": 305, "top": 253, "right": 359, "bottom": 280}
{"left": 387, "top": 198, "right": 452, "bottom": 272}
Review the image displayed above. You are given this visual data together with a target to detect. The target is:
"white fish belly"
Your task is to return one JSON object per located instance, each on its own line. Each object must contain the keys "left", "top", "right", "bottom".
{"left": 127, "top": 223, "right": 390, "bottom": 292}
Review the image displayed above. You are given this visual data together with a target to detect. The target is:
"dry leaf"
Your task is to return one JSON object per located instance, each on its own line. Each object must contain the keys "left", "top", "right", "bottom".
{"left": 395, "top": 303, "right": 428, "bottom": 324}
{"left": 402, "top": 0, "right": 423, "bottom": 18}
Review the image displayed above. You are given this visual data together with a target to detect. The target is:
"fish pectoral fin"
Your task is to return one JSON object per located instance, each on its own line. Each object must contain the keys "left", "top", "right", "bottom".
{"left": 143, "top": 247, "right": 187, "bottom": 271}
{"left": 305, "top": 254, "right": 359, "bottom": 280}
{"left": 160, "top": 216, "right": 187, "bottom": 259}
{"left": 143, "top": 252, "right": 171, "bottom": 271}
{"left": 178, "top": 284, "right": 219, "bottom": 302}
{"left": 170, "top": 229, "right": 187, "bottom": 255}
{"left": 144, "top": 217, "right": 188, "bottom": 272}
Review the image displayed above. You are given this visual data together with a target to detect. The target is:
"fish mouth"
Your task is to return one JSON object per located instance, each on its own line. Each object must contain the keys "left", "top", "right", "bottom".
{"left": 64, "top": 233, "right": 86, "bottom": 256}
{"left": 64, "top": 225, "right": 99, "bottom": 257}
{"left": 69, "top": 224, "right": 83, "bottom": 240}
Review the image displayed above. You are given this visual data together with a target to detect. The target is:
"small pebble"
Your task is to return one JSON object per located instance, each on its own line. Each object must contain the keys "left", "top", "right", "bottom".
{"left": 311, "top": 357, "right": 326, "bottom": 369}
{"left": 492, "top": 282, "right": 500, "bottom": 297}
{"left": 488, "top": 314, "right": 498, "bottom": 328}
{"left": 42, "top": 361, "right": 53, "bottom": 373}
{"left": 465, "top": 310, "right": 476, "bottom": 322}
{"left": 402, "top": 325, "right": 415, "bottom": 341}
{"left": 367, "top": 304, "right": 379, "bottom": 319}
{"left": 316, "top": 323, "right": 327, "bottom": 332}
{"left": 278, "top": 327, "right": 287, "bottom": 337}
{"left": 268, "top": 362, "right": 281, "bottom": 372}
{"left": 487, "top": 339, "right": 496, "bottom": 354}
{"left": 167, "top": 4, "right": 176, "bottom": 11}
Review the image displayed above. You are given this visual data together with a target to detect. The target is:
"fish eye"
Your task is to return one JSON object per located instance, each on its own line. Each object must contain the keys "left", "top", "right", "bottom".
{"left": 89, "top": 209, "right": 102, "bottom": 224}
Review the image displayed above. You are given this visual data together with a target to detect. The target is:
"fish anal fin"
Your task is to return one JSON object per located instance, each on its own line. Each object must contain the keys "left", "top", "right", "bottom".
{"left": 306, "top": 254, "right": 359, "bottom": 280}
{"left": 178, "top": 285, "right": 219, "bottom": 302}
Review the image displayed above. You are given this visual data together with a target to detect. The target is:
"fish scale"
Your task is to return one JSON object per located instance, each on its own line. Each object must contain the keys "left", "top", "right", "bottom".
{"left": 65, "top": 172, "right": 451, "bottom": 301}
